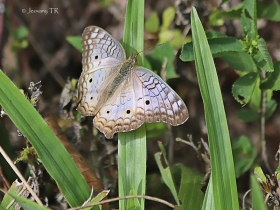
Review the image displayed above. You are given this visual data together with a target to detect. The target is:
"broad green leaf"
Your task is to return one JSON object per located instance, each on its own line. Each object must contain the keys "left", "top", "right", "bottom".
{"left": 66, "top": 36, "right": 82, "bottom": 52}
{"left": 180, "top": 37, "right": 243, "bottom": 62}
{"left": 244, "top": 0, "right": 257, "bottom": 22}
{"left": 189, "top": 8, "right": 238, "bottom": 209}
{"left": 207, "top": 37, "right": 243, "bottom": 53}
{"left": 0, "top": 71, "right": 90, "bottom": 207}
{"left": 260, "top": 61, "right": 280, "bottom": 90}
{"left": 252, "top": 51, "right": 273, "bottom": 73}
{"left": 236, "top": 108, "right": 259, "bottom": 122}
{"left": 161, "top": 7, "right": 175, "bottom": 31}
{"left": 242, "top": 0, "right": 257, "bottom": 40}
{"left": 145, "top": 12, "right": 159, "bottom": 33}
{"left": 209, "top": 4, "right": 242, "bottom": 26}
{"left": 155, "top": 149, "right": 180, "bottom": 205}
{"left": 147, "top": 42, "right": 177, "bottom": 79}
{"left": 232, "top": 72, "right": 259, "bottom": 105}
{"left": 221, "top": 52, "right": 256, "bottom": 72}
{"left": 248, "top": 77, "right": 261, "bottom": 111}
{"left": 232, "top": 136, "right": 257, "bottom": 178}
{"left": 251, "top": 175, "right": 267, "bottom": 210}
{"left": 178, "top": 165, "right": 204, "bottom": 210}
{"left": 257, "top": 38, "right": 273, "bottom": 71}
{"left": 205, "top": 30, "right": 226, "bottom": 38}
{"left": 257, "top": 0, "right": 280, "bottom": 21}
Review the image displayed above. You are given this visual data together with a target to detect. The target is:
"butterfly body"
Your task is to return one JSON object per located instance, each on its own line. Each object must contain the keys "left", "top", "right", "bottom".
{"left": 77, "top": 26, "right": 188, "bottom": 139}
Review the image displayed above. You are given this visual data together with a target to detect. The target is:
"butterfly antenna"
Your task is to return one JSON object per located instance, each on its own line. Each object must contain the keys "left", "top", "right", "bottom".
{"left": 135, "top": 43, "right": 164, "bottom": 57}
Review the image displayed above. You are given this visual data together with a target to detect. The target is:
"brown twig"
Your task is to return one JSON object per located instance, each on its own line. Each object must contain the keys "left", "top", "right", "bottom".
{"left": 242, "top": 189, "right": 251, "bottom": 210}
{"left": 0, "top": 146, "right": 43, "bottom": 206}
{"left": 67, "top": 195, "right": 176, "bottom": 210}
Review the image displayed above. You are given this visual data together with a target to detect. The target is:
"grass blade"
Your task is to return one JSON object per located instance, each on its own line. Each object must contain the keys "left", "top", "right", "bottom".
{"left": 0, "top": 70, "right": 90, "bottom": 206}
{"left": 190, "top": 8, "right": 239, "bottom": 209}
{"left": 118, "top": 1, "right": 146, "bottom": 209}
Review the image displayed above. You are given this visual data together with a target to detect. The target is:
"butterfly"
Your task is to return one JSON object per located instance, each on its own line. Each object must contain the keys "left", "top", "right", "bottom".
{"left": 77, "top": 26, "right": 189, "bottom": 139}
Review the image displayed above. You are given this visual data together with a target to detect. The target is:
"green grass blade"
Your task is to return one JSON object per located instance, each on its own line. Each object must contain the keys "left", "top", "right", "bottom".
{"left": 118, "top": 126, "right": 146, "bottom": 209}
{"left": 123, "top": 0, "right": 144, "bottom": 64}
{"left": 154, "top": 152, "right": 179, "bottom": 205}
{"left": 118, "top": 0, "right": 146, "bottom": 209}
{"left": 178, "top": 166, "right": 204, "bottom": 210}
{"left": 0, "top": 70, "right": 90, "bottom": 206}
{"left": 250, "top": 175, "right": 267, "bottom": 210}
{"left": 202, "top": 176, "right": 214, "bottom": 210}
{"left": 190, "top": 8, "right": 239, "bottom": 209}
{"left": 1, "top": 190, "right": 49, "bottom": 210}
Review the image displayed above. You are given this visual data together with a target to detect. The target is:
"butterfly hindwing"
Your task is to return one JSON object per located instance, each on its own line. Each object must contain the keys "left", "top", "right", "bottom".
{"left": 134, "top": 66, "right": 189, "bottom": 125}
{"left": 93, "top": 77, "right": 143, "bottom": 139}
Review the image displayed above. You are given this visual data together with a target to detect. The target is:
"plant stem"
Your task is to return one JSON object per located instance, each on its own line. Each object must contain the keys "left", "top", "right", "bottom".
{"left": 260, "top": 70, "right": 272, "bottom": 173}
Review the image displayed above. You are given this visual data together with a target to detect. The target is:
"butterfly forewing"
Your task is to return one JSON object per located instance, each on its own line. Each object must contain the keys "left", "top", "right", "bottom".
{"left": 77, "top": 26, "right": 126, "bottom": 116}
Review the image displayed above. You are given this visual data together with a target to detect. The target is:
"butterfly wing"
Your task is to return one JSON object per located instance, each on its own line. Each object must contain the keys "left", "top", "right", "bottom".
{"left": 133, "top": 66, "right": 189, "bottom": 125}
{"left": 93, "top": 75, "right": 144, "bottom": 139}
{"left": 93, "top": 66, "right": 188, "bottom": 139}
{"left": 134, "top": 66, "right": 189, "bottom": 126}
{"left": 77, "top": 26, "right": 126, "bottom": 116}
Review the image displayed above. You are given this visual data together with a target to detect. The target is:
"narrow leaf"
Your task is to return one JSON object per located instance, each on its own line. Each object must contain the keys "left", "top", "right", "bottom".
{"left": 190, "top": 8, "right": 239, "bottom": 209}
{"left": 178, "top": 165, "right": 204, "bottom": 210}
{"left": 119, "top": 1, "right": 146, "bottom": 210}
{"left": 154, "top": 152, "right": 180, "bottom": 205}
{"left": 251, "top": 175, "right": 267, "bottom": 210}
